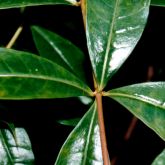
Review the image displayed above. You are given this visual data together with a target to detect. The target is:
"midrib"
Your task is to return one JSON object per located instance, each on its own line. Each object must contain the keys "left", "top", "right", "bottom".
{"left": 109, "top": 92, "right": 165, "bottom": 110}
{"left": 82, "top": 104, "right": 96, "bottom": 165}
{"left": 100, "top": 0, "right": 120, "bottom": 89}
{"left": 0, "top": 74, "right": 91, "bottom": 95}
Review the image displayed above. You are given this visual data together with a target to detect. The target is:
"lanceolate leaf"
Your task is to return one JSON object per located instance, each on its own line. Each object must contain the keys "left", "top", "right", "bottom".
{"left": 151, "top": 149, "right": 165, "bottom": 165}
{"left": 0, "top": 48, "right": 92, "bottom": 99}
{"left": 0, "top": 0, "right": 77, "bottom": 9}
{"left": 85, "top": 0, "right": 151, "bottom": 90}
{"left": 106, "top": 82, "right": 165, "bottom": 140}
{"left": 55, "top": 101, "right": 103, "bottom": 165}
{"left": 0, "top": 128, "right": 34, "bottom": 164}
{"left": 31, "top": 26, "right": 86, "bottom": 82}
{"left": 151, "top": 0, "right": 165, "bottom": 7}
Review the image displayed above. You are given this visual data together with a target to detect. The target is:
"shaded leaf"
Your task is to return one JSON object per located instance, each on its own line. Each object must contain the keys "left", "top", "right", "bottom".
{"left": 55, "top": 101, "right": 103, "bottom": 165}
{"left": 151, "top": 149, "right": 165, "bottom": 165}
{"left": 57, "top": 118, "right": 80, "bottom": 126}
{"left": 0, "top": 128, "right": 34, "bottom": 164}
{"left": 84, "top": 0, "right": 151, "bottom": 90}
{"left": 106, "top": 82, "right": 165, "bottom": 140}
{"left": 0, "top": 0, "right": 77, "bottom": 9}
{"left": 151, "top": 0, "right": 165, "bottom": 7}
{"left": 0, "top": 48, "right": 92, "bottom": 99}
{"left": 31, "top": 26, "right": 86, "bottom": 82}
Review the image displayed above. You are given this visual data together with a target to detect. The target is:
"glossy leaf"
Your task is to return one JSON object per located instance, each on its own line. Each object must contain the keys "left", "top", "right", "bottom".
{"left": 106, "top": 82, "right": 165, "bottom": 140}
{"left": 31, "top": 26, "right": 86, "bottom": 82}
{"left": 57, "top": 118, "right": 80, "bottom": 126}
{"left": 0, "top": 0, "right": 77, "bottom": 9}
{"left": 55, "top": 101, "right": 103, "bottom": 165}
{"left": 85, "top": 0, "right": 151, "bottom": 90}
{"left": 151, "top": 0, "right": 165, "bottom": 7}
{"left": 0, "top": 128, "right": 34, "bottom": 164}
{"left": 0, "top": 48, "right": 92, "bottom": 99}
{"left": 151, "top": 149, "right": 165, "bottom": 165}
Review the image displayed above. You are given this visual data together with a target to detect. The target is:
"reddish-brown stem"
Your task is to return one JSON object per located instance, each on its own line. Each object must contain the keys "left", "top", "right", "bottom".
{"left": 124, "top": 117, "right": 138, "bottom": 140}
{"left": 96, "top": 92, "right": 110, "bottom": 165}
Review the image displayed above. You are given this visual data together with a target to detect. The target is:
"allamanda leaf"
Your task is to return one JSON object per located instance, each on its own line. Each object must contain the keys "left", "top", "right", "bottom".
{"left": 31, "top": 26, "right": 86, "bottom": 82}
{"left": 84, "top": 0, "right": 151, "bottom": 90}
{"left": 0, "top": 48, "right": 92, "bottom": 99}
{"left": 55, "top": 101, "right": 103, "bottom": 165}
{"left": 151, "top": 149, "right": 165, "bottom": 165}
{"left": 0, "top": 128, "right": 34, "bottom": 164}
{"left": 151, "top": 0, "right": 165, "bottom": 7}
{"left": 0, "top": 0, "right": 77, "bottom": 9}
{"left": 106, "top": 82, "right": 165, "bottom": 140}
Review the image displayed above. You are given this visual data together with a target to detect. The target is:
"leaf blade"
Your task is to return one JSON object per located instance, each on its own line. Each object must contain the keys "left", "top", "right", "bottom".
{"left": 0, "top": 0, "right": 77, "bottom": 9}
{"left": 55, "top": 101, "right": 103, "bottom": 165}
{"left": 31, "top": 26, "right": 86, "bottom": 82}
{"left": 106, "top": 82, "right": 165, "bottom": 140}
{"left": 85, "top": 0, "right": 151, "bottom": 89}
{"left": 0, "top": 48, "right": 92, "bottom": 99}
{"left": 0, "top": 128, "right": 34, "bottom": 164}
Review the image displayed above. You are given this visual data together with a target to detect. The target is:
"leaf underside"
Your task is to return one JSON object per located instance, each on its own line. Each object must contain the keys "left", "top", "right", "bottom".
{"left": 0, "top": 128, "right": 34, "bottom": 164}
{"left": 0, "top": 0, "right": 76, "bottom": 9}
{"left": 55, "top": 101, "right": 103, "bottom": 165}
{"left": 107, "top": 82, "right": 165, "bottom": 141}
{"left": 0, "top": 48, "right": 92, "bottom": 99}
{"left": 31, "top": 26, "right": 86, "bottom": 82}
{"left": 85, "top": 0, "right": 151, "bottom": 89}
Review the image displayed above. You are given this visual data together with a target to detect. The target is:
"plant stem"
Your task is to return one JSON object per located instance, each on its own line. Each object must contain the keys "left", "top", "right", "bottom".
{"left": 124, "top": 117, "right": 138, "bottom": 140}
{"left": 96, "top": 92, "right": 110, "bottom": 165}
{"left": 6, "top": 25, "right": 23, "bottom": 48}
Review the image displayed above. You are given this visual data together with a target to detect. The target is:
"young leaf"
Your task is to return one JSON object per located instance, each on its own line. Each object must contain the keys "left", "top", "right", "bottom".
{"left": 0, "top": 48, "right": 92, "bottom": 99}
{"left": 31, "top": 26, "right": 86, "bottom": 82}
{"left": 0, "top": 0, "right": 77, "bottom": 9}
{"left": 106, "top": 82, "right": 165, "bottom": 140}
{"left": 151, "top": 149, "right": 165, "bottom": 165}
{"left": 84, "top": 0, "right": 151, "bottom": 90}
{"left": 55, "top": 101, "right": 103, "bottom": 165}
{"left": 0, "top": 128, "right": 34, "bottom": 164}
{"left": 151, "top": 0, "right": 165, "bottom": 7}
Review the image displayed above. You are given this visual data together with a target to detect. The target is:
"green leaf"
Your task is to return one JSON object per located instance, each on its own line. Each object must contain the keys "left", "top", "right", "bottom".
{"left": 151, "top": 0, "right": 165, "bottom": 7}
{"left": 0, "top": 48, "right": 92, "bottom": 99}
{"left": 0, "top": 0, "right": 77, "bottom": 9}
{"left": 106, "top": 82, "right": 165, "bottom": 140}
{"left": 57, "top": 118, "right": 80, "bottom": 126}
{"left": 55, "top": 101, "right": 103, "bottom": 165}
{"left": 151, "top": 149, "right": 165, "bottom": 165}
{"left": 0, "top": 128, "right": 34, "bottom": 164}
{"left": 31, "top": 26, "right": 86, "bottom": 82}
{"left": 85, "top": 0, "right": 151, "bottom": 90}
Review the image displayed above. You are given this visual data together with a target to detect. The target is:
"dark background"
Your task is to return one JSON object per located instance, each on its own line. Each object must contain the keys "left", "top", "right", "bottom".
{"left": 0, "top": 4, "right": 165, "bottom": 165}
